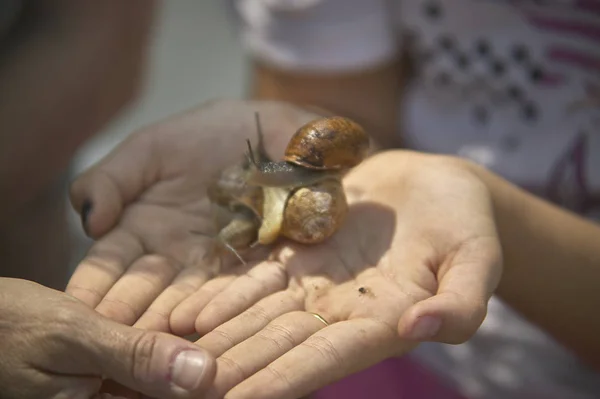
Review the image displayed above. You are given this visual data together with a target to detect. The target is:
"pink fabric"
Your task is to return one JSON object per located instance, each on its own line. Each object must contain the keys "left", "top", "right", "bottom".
{"left": 312, "top": 357, "right": 467, "bottom": 399}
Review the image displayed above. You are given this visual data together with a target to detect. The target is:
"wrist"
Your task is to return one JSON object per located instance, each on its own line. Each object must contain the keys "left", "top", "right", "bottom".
{"left": 462, "top": 159, "right": 522, "bottom": 271}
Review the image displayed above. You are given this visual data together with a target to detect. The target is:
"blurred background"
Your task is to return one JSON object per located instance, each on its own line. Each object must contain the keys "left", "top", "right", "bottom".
{"left": 67, "top": 1, "right": 246, "bottom": 268}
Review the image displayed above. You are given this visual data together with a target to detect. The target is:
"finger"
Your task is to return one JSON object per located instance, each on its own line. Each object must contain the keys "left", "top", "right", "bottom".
{"left": 226, "top": 318, "right": 402, "bottom": 399}
{"left": 70, "top": 132, "right": 158, "bottom": 238}
{"left": 170, "top": 272, "right": 242, "bottom": 336}
{"left": 205, "top": 311, "right": 328, "bottom": 399}
{"left": 398, "top": 236, "right": 502, "bottom": 344}
{"left": 89, "top": 316, "right": 216, "bottom": 399}
{"left": 94, "top": 255, "right": 179, "bottom": 325}
{"left": 196, "top": 290, "right": 302, "bottom": 357}
{"left": 194, "top": 261, "right": 288, "bottom": 335}
{"left": 135, "top": 266, "right": 213, "bottom": 332}
{"left": 66, "top": 229, "right": 143, "bottom": 308}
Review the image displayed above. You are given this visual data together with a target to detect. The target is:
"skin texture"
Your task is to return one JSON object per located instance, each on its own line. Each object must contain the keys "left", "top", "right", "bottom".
{"left": 66, "top": 100, "right": 322, "bottom": 330}
{"left": 67, "top": 100, "right": 503, "bottom": 398}
{"left": 67, "top": 99, "right": 600, "bottom": 399}
{"left": 250, "top": 58, "right": 600, "bottom": 368}
{"left": 0, "top": 277, "right": 216, "bottom": 399}
{"left": 475, "top": 164, "right": 600, "bottom": 371}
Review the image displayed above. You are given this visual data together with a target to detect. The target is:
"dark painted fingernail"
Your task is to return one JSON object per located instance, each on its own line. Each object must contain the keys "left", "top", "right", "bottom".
{"left": 81, "top": 199, "right": 93, "bottom": 234}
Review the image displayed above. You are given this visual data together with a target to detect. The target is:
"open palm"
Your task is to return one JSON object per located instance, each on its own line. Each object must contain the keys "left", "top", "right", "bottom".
{"left": 166, "top": 151, "right": 502, "bottom": 399}
{"left": 66, "top": 99, "right": 321, "bottom": 331}
{"left": 67, "top": 99, "right": 502, "bottom": 399}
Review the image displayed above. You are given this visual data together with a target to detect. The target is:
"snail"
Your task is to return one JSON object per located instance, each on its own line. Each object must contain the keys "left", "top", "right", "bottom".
{"left": 202, "top": 113, "right": 369, "bottom": 266}
{"left": 245, "top": 115, "right": 370, "bottom": 188}
{"left": 246, "top": 114, "right": 369, "bottom": 246}
{"left": 199, "top": 119, "right": 267, "bottom": 265}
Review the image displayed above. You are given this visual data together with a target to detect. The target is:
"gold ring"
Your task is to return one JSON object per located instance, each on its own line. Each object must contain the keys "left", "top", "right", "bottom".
{"left": 309, "top": 312, "right": 329, "bottom": 326}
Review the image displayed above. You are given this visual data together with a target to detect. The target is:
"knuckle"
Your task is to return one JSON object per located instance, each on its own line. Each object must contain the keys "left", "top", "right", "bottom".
{"left": 96, "top": 297, "right": 138, "bottom": 324}
{"left": 218, "top": 354, "right": 248, "bottom": 380}
{"left": 264, "top": 364, "right": 293, "bottom": 391}
{"left": 242, "top": 304, "right": 271, "bottom": 325}
{"left": 137, "top": 308, "right": 171, "bottom": 332}
{"left": 52, "top": 305, "right": 85, "bottom": 331}
{"left": 258, "top": 323, "right": 297, "bottom": 350}
{"left": 209, "top": 327, "right": 237, "bottom": 348}
{"left": 300, "top": 336, "right": 344, "bottom": 370}
{"left": 136, "top": 254, "right": 172, "bottom": 270}
{"left": 65, "top": 284, "right": 104, "bottom": 305}
{"left": 78, "top": 254, "right": 123, "bottom": 278}
{"left": 172, "top": 281, "right": 200, "bottom": 297}
{"left": 129, "top": 331, "right": 160, "bottom": 384}
{"left": 45, "top": 305, "right": 97, "bottom": 354}
{"left": 228, "top": 288, "right": 252, "bottom": 306}
{"left": 142, "top": 307, "right": 170, "bottom": 324}
{"left": 132, "top": 255, "right": 181, "bottom": 283}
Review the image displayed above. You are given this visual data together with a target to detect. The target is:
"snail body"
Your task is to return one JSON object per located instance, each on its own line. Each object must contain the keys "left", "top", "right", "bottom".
{"left": 200, "top": 204, "right": 261, "bottom": 268}
{"left": 211, "top": 207, "right": 260, "bottom": 260}
{"left": 251, "top": 115, "right": 366, "bottom": 245}
{"left": 204, "top": 113, "right": 368, "bottom": 265}
{"left": 201, "top": 123, "right": 268, "bottom": 265}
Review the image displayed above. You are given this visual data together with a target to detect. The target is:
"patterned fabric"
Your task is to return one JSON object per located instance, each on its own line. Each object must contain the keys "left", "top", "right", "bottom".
{"left": 398, "top": 0, "right": 600, "bottom": 220}
{"left": 227, "top": 1, "right": 600, "bottom": 398}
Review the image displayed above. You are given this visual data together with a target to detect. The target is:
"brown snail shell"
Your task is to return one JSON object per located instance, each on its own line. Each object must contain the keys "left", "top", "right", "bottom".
{"left": 203, "top": 113, "right": 365, "bottom": 266}
{"left": 283, "top": 116, "right": 370, "bottom": 171}
{"left": 281, "top": 179, "right": 348, "bottom": 244}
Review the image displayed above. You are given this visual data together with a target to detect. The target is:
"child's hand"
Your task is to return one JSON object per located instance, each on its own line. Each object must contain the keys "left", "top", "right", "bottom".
{"left": 66, "top": 99, "right": 321, "bottom": 331}
{"left": 169, "top": 150, "right": 502, "bottom": 398}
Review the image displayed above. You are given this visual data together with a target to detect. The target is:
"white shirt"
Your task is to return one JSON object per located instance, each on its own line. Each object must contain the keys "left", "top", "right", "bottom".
{"left": 227, "top": 1, "right": 600, "bottom": 398}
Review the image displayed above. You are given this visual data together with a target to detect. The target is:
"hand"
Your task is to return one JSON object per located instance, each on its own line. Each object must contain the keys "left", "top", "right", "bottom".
{"left": 168, "top": 151, "right": 503, "bottom": 399}
{"left": 0, "top": 277, "right": 216, "bottom": 399}
{"left": 65, "top": 100, "right": 321, "bottom": 331}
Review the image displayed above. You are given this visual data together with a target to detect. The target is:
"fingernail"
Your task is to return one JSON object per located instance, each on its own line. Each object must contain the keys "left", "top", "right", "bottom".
{"left": 170, "top": 350, "right": 207, "bottom": 391}
{"left": 409, "top": 316, "right": 441, "bottom": 340}
{"left": 81, "top": 199, "right": 93, "bottom": 234}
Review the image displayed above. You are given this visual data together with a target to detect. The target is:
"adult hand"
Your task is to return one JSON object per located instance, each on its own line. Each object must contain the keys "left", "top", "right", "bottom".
{"left": 65, "top": 100, "right": 321, "bottom": 331}
{"left": 0, "top": 277, "right": 215, "bottom": 399}
{"left": 168, "top": 150, "right": 503, "bottom": 399}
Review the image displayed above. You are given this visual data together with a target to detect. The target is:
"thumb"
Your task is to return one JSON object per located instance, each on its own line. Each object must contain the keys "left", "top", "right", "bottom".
{"left": 90, "top": 317, "right": 216, "bottom": 398}
{"left": 70, "top": 132, "right": 159, "bottom": 238}
{"left": 397, "top": 237, "right": 502, "bottom": 344}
